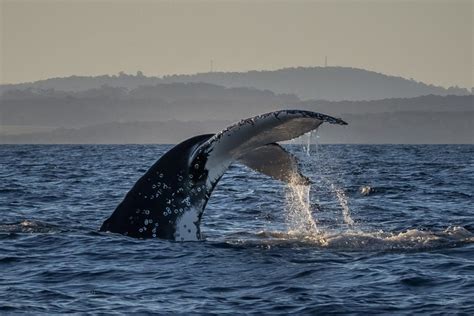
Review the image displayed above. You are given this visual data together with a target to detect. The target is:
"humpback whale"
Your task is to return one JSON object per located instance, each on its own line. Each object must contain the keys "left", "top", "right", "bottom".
{"left": 100, "top": 110, "right": 347, "bottom": 241}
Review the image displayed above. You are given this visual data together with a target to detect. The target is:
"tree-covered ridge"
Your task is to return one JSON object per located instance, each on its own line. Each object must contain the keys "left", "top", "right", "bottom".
{"left": 1, "top": 67, "right": 470, "bottom": 101}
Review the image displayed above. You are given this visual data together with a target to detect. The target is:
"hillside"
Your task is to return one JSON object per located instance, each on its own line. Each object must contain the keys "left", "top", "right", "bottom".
{"left": 162, "top": 67, "right": 470, "bottom": 101}
{"left": 1, "top": 67, "right": 469, "bottom": 101}
{"left": 0, "top": 83, "right": 298, "bottom": 131}
{"left": 2, "top": 111, "right": 472, "bottom": 144}
{"left": 1, "top": 82, "right": 472, "bottom": 144}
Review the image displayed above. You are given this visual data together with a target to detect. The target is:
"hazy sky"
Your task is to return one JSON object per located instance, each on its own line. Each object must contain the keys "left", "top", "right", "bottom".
{"left": 1, "top": 0, "right": 472, "bottom": 88}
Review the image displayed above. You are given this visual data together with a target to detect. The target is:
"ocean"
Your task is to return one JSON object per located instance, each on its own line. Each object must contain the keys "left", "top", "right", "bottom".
{"left": 1, "top": 143, "right": 473, "bottom": 314}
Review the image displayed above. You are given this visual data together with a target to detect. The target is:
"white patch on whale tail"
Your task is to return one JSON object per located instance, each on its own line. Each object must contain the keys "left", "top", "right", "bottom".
{"left": 174, "top": 207, "right": 200, "bottom": 241}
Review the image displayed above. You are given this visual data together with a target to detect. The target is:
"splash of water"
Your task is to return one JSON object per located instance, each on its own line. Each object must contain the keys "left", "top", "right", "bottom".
{"left": 331, "top": 184, "right": 355, "bottom": 226}
{"left": 311, "top": 130, "right": 355, "bottom": 227}
{"left": 285, "top": 180, "right": 318, "bottom": 235}
{"left": 305, "top": 130, "right": 312, "bottom": 156}
{"left": 285, "top": 130, "right": 355, "bottom": 235}
{"left": 285, "top": 131, "right": 318, "bottom": 235}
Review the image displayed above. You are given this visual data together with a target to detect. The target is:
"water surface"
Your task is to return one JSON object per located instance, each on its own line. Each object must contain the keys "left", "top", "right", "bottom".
{"left": 1, "top": 144, "right": 473, "bottom": 314}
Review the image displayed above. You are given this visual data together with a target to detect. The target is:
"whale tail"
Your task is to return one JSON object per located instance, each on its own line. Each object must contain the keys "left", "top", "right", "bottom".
{"left": 100, "top": 110, "right": 347, "bottom": 240}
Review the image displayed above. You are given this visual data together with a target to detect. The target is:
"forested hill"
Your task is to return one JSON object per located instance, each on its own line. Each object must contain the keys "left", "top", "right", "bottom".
{"left": 1, "top": 67, "right": 470, "bottom": 101}
{"left": 1, "top": 81, "right": 472, "bottom": 144}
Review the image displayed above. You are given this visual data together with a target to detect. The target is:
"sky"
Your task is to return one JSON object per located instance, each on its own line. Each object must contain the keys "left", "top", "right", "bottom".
{"left": 0, "top": 0, "right": 472, "bottom": 88}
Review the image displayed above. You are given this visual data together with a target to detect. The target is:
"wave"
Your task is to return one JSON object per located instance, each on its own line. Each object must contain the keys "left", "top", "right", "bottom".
{"left": 0, "top": 220, "right": 61, "bottom": 234}
{"left": 2, "top": 220, "right": 472, "bottom": 253}
{"left": 223, "top": 226, "right": 474, "bottom": 252}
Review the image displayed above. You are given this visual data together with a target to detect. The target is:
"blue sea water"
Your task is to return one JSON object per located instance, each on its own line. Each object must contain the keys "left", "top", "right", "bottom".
{"left": 0, "top": 144, "right": 473, "bottom": 314}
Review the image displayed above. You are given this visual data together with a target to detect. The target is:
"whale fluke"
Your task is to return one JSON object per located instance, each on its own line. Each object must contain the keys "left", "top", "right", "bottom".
{"left": 238, "top": 143, "right": 310, "bottom": 185}
{"left": 100, "top": 110, "right": 347, "bottom": 241}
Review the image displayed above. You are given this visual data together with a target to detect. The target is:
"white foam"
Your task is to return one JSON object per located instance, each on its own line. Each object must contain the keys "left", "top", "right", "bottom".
{"left": 246, "top": 226, "right": 474, "bottom": 251}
